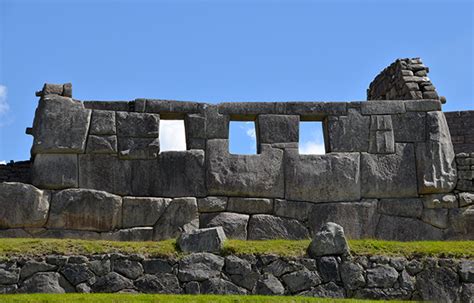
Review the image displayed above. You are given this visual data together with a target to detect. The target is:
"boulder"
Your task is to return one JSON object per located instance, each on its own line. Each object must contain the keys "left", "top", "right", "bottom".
{"left": 177, "top": 227, "right": 227, "bottom": 253}
{"left": 327, "top": 108, "right": 370, "bottom": 152}
{"left": 207, "top": 140, "right": 284, "bottom": 198}
{"left": 178, "top": 253, "right": 224, "bottom": 282}
{"left": 153, "top": 197, "right": 199, "bottom": 240}
{"left": 200, "top": 212, "right": 249, "bottom": 240}
{"left": 18, "top": 272, "right": 66, "bottom": 293}
{"left": 299, "top": 281, "right": 345, "bottom": 298}
{"left": 61, "top": 263, "right": 95, "bottom": 286}
{"left": 122, "top": 197, "right": 170, "bottom": 228}
{"left": 32, "top": 154, "right": 78, "bottom": 189}
{"left": 225, "top": 255, "right": 259, "bottom": 290}
{"left": 0, "top": 267, "right": 19, "bottom": 284}
{"left": 89, "top": 110, "right": 116, "bottom": 135}
{"left": 31, "top": 95, "right": 91, "bottom": 154}
{"left": 47, "top": 188, "right": 122, "bottom": 232}
{"left": 91, "top": 272, "right": 133, "bottom": 293}
{"left": 248, "top": 214, "right": 309, "bottom": 240}
{"left": 0, "top": 182, "right": 49, "bottom": 228}
{"left": 318, "top": 256, "right": 340, "bottom": 282}
{"left": 256, "top": 274, "right": 285, "bottom": 295}
{"left": 142, "top": 259, "right": 173, "bottom": 274}
{"left": 285, "top": 150, "right": 361, "bottom": 203}
{"left": 416, "top": 266, "right": 461, "bottom": 302}
{"left": 20, "top": 261, "right": 56, "bottom": 279}
{"left": 113, "top": 258, "right": 144, "bottom": 280}
{"left": 340, "top": 262, "right": 365, "bottom": 290}
{"left": 366, "top": 265, "right": 398, "bottom": 288}
{"left": 307, "top": 222, "right": 349, "bottom": 257}
{"left": 227, "top": 197, "right": 273, "bottom": 214}
{"left": 89, "top": 259, "right": 111, "bottom": 276}
{"left": 281, "top": 270, "right": 321, "bottom": 293}
{"left": 201, "top": 278, "right": 247, "bottom": 295}
{"left": 197, "top": 196, "right": 227, "bottom": 213}
{"left": 134, "top": 273, "right": 182, "bottom": 294}
{"left": 375, "top": 215, "right": 443, "bottom": 241}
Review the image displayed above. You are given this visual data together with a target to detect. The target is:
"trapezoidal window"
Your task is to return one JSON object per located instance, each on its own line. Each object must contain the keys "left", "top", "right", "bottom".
{"left": 159, "top": 120, "right": 187, "bottom": 152}
{"left": 299, "top": 121, "right": 326, "bottom": 154}
{"left": 229, "top": 121, "right": 257, "bottom": 154}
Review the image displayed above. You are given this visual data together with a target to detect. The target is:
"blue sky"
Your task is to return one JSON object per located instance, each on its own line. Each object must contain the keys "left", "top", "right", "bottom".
{"left": 0, "top": 0, "right": 472, "bottom": 161}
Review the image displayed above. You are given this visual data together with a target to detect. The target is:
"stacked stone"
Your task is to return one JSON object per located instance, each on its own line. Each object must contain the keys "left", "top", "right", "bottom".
{"left": 445, "top": 110, "right": 474, "bottom": 154}
{"left": 456, "top": 153, "right": 474, "bottom": 192}
{"left": 367, "top": 58, "right": 439, "bottom": 101}
{"left": 0, "top": 161, "right": 31, "bottom": 183}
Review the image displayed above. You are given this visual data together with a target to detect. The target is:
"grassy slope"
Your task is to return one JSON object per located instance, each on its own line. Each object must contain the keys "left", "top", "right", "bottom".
{"left": 0, "top": 294, "right": 411, "bottom": 303}
{"left": 0, "top": 238, "right": 472, "bottom": 259}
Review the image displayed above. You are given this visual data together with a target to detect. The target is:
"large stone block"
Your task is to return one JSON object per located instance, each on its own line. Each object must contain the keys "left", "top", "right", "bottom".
{"left": 200, "top": 212, "right": 249, "bottom": 240}
{"left": 207, "top": 140, "right": 284, "bottom": 198}
{"left": 197, "top": 197, "right": 228, "bottom": 213}
{"left": 116, "top": 112, "right": 159, "bottom": 137}
{"left": 89, "top": 110, "right": 116, "bottom": 135}
{"left": 78, "top": 154, "right": 131, "bottom": 196}
{"left": 257, "top": 115, "right": 299, "bottom": 144}
{"left": 375, "top": 215, "right": 443, "bottom": 241}
{"left": 153, "top": 197, "right": 199, "bottom": 240}
{"left": 247, "top": 214, "right": 309, "bottom": 240}
{"left": 47, "top": 188, "right": 122, "bottom": 232}
{"left": 307, "top": 200, "right": 379, "bottom": 239}
{"left": 274, "top": 199, "right": 312, "bottom": 222}
{"left": 378, "top": 198, "right": 423, "bottom": 218}
{"left": 368, "top": 115, "right": 395, "bottom": 154}
{"left": 307, "top": 222, "right": 349, "bottom": 257}
{"left": 177, "top": 227, "right": 227, "bottom": 253}
{"left": 361, "top": 143, "right": 418, "bottom": 198}
{"left": 122, "top": 197, "right": 171, "bottom": 228}
{"left": 0, "top": 182, "right": 49, "bottom": 228}
{"left": 86, "top": 135, "right": 117, "bottom": 154}
{"left": 118, "top": 137, "right": 160, "bottom": 159}
{"left": 392, "top": 112, "right": 426, "bottom": 142}
{"left": 361, "top": 101, "right": 406, "bottom": 115}
{"left": 416, "top": 111, "right": 457, "bottom": 194}
{"left": 327, "top": 109, "right": 370, "bottom": 152}
{"left": 31, "top": 95, "right": 91, "bottom": 154}
{"left": 285, "top": 150, "right": 360, "bottom": 203}
{"left": 205, "top": 106, "right": 229, "bottom": 139}
{"left": 32, "top": 154, "right": 78, "bottom": 189}
{"left": 227, "top": 197, "right": 273, "bottom": 214}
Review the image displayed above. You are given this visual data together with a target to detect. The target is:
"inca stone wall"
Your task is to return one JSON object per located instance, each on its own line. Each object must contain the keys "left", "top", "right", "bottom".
{"left": 446, "top": 111, "right": 474, "bottom": 154}
{"left": 0, "top": 58, "right": 472, "bottom": 241}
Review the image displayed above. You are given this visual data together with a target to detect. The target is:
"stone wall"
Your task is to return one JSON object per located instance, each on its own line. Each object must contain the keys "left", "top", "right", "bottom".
{"left": 0, "top": 161, "right": 31, "bottom": 184}
{"left": 445, "top": 111, "right": 474, "bottom": 154}
{"left": 455, "top": 153, "right": 474, "bottom": 193}
{"left": 0, "top": 252, "right": 472, "bottom": 302}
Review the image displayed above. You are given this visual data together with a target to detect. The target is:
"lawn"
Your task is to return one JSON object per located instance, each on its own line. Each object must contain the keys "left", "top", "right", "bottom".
{"left": 0, "top": 294, "right": 413, "bottom": 303}
{"left": 0, "top": 238, "right": 472, "bottom": 259}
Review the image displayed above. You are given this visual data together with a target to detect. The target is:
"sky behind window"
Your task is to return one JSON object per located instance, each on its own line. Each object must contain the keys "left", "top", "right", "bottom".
{"left": 0, "top": 0, "right": 473, "bottom": 161}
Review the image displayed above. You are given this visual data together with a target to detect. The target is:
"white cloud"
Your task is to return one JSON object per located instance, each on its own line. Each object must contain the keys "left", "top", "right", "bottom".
{"left": 159, "top": 120, "right": 187, "bottom": 152}
{"left": 0, "top": 85, "right": 9, "bottom": 115}
{"left": 0, "top": 161, "right": 6, "bottom": 165}
{"left": 299, "top": 141, "right": 326, "bottom": 155}
{"left": 246, "top": 128, "right": 256, "bottom": 139}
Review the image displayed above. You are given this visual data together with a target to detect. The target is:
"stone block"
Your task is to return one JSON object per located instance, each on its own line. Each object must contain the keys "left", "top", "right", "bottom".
{"left": 32, "top": 154, "right": 78, "bottom": 189}
{"left": 459, "top": 192, "right": 474, "bottom": 207}
{"left": 361, "top": 101, "right": 406, "bottom": 115}
{"left": 178, "top": 253, "right": 224, "bottom": 282}
{"left": 129, "top": 159, "right": 159, "bottom": 197}
{"left": 308, "top": 200, "right": 379, "bottom": 239}
{"left": 83, "top": 101, "right": 130, "bottom": 111}
{"left": 200, "top": 212, "right": 249, "bottom": 240}
{"left": 205, "top": 106, "right": 229, "bottom": 139}
{"left": 392, "top": 112, "right": 426, "bottom": 142}
{"left": 116, "top": 112, "right": 160, "bottom": 137}
{"left": 145, "top": 99, "right": 204, "bottom": 116}
{"left": 446, "top": 206, "right": 474, "bottom": 239}
{"left": 101, "top": 227, "right": 153, "bottom": 241}
{"left": 257, "top": 115, "right": 299, "bottom": 144}
{"left": 256, "top": 274, "right": 285, "bottom": 295}
{"left": 89, "top": 110, "right": 116, "bottom": 135}
{"left": 247, "top": 214, "right": 308, "bottom": 240}
{"left": 369, "top": 130, "right": 395, "bottom": 153}
{"left": 378, "top": 198, "right": 423, "bottom": 218}
{"left": 274, "top": 199, "right": 312, "bottom": 222}
{"left": 197, "top": 196, "right": 227, "bottom": 213}
{"left": 327, "top": 109, "right": 370, "bottom": 152}
{"left": 227, "top": 197, "right": 273, "bottom": 214}
{"left": 207, "top": 140, "right": 284, "bottom": 198}
{"left": 0, "top": 182, "right": 49, "bottom": 228}
{"left": 153, "top": 197, "right": 199, "bottom": 240}
{"left": 416, "top": 112, "right": 457, "bottom": 194}
{"left": 118, "top": 137, "right": 160, "bottom": 159}
{"left": 422, "top": 194, "right": 458, "bottom": 208}
{"left": 47, "top": 188, "right": 122, "bottom": 232}
{"left": 78, "top": 154, "right": 131, "bottom": 196}
{"left": 404, "top": 100, "right": 441, "bottom": 112}
{"left": 375, "top": 215, "right": 443, "bottom": 240}
{"left": 177, "top": 227, "right": 227, "bottom": 253}
{"left": 366, "top": 265, "right": 398, "bottom": 288}
{"left": 185, "top": 114, "right": 206, "bottom": 140}
{"left": 421, "top": 209, "right": 448, "bottom": 229}
{"left": 285, "top": 150, "right": 360, "bottom": 203}
{"left": 18, "top": 272, "right": 66, "bottom": 293}
{"left": 122, "top": 197, "right": 171, "bottom": 228}
{"left": 307, "top": 222, "right": 349, "bottom": 257}
{"left": 361, "top": 143, "right": 418, "bottom": 198}
{"left": 86, "top": 135, "right": 117, "bottom": 154}
{"left": 31, "top": 95, "right": 91, "bottom": 154}
{"left": 285, "top": 102, "right": 348, "bottom": 118}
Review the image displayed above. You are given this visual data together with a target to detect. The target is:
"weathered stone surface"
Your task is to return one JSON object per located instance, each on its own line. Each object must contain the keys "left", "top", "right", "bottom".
{"left": 318, "top": 256, "right": 340, "bottom": 283}
{"left": 460, "top": 261, "right": 474, "bottom": 282}
{"left": 86, "top": 135, "right": 118, "bottom": 154}
{"left": 285, "top": 150, "right": 361, "bottom": 203}
{"left": 31, "top": 95, "right": 91, "bottom": 154}
{"left": 404, "top": 100, "right": 441, "bottom": 112}
{"left": 142, "top": 259, "right": 173, "bottom": 274}
{"left": 274, "top": 199, "right": 312, "bottom": 222}
{"left": 20, "top": 261, "right": 56, "bottom": 279}
{"left": 205, "top": 106, "right": 229, "bottom": 139}
{"left": 153, "top": 197, "right": 199, "bottom": 240}
{"left": 89, "top": 259, "right": 111, "bottom": 276}
{"left": 113, "top": 258, "right": 144, "bottom": 280}
{"left": 299, "top": 282, "right": 345, "bottom": 298}
{"left": 122, "top": 197, "right": 170, "bottom": 228}
{"left": 392, "top": 112, "right": 426, "bottom": 142}
{"left": 328, "top": 108, "right": 370, "bottom": 152}
{"left": 256, "top": 274, "right": 285, "bottom": 295}
{"left": 0, "top": 182, "right": 49, "bottom": 228}
{"left": 79, "top": 154, "right": 131, "bottom": 196}
{"left": 61, "top": 263, "right": 95, "bottom": 286}
{"left": 184, "top": 281, "right": 200, "bottom": 294}
{"left": 207, "top": 140, "right": 284, "bottom": 198}
{"left": 375, "top": 215, "right": 443, "bottom": 241}
{"left": 459, "top": 192, "right": 474, "bottom": 207}
{"left": 461, "top": 283, "right": 474, "bottom": 303}
{"left": 89, "top": 110, "right": 116, "bottom": 135}
{"left": 0, "top": 267, "right": 19, "bottom": 284}
{"left": 177, "top": 227, "right": 226, "bottom": 253}
{"left": 116, "top": 112, "right": 159, "bottom": 137}
{"left": 257, "top": 114, "right": 299, "bottom": 144}
{"left": 366, "top": 265, "right": 398, "bottom": 288}
{"left": 178, "top": 253, "right": 224, "bottom": 282}
{"left": 201, "top": 278, "right": 247, "bottom": 295}
{"left": 118, "top": 137, "right": 160, "bottom": 160}
{"left": 416, "top": 111, "right": 457, "bottom": 194}
{"left": 248, "top": 214, "right": 309, "bottom": 240}
{"left": 18, "top": 272, "right": 65, "bottom": 293}
{"left": 340, "top": 262, "right": 365, "bottom": 290}
{"left": 416, "top": 267, "right": 460, "bottom": 302}
{"left": 378, "top": 198, "right": 423, "bottom": 218}
{"left": 0, "top": 285, "right": 17, "bottom": 294}
{"left": 361, "top": 143, "right": 418, "bottom": 198}
{"left": 308, "top": 222, "right": 349, "bottom": 257}
{"left": 227, "top": 197, "right": 273, "bottom": 214}
{"left": 368, "top": 115, "right": 395, "bottom": 154}
{"left": 423, "top": 194, "right": 458, "bottom": 208}
{"left": 197, "top": 197, "right": 227, "bottom": 213}
{"left": 225, "top": 255, "right": 259, "bottom": 290}
{"left": 92, "top": 272, "right": 133, "bottom": 293}
{"left": 200, "top": 212, "right": 249, "bottom": 240}
{"left": 32, "top": 154, "right": 78, "bottom": 189}
{"left": 102, "top": 226, "right": 153, "bottom": 242}
{"left": 308, "top": 200, "right": 379, "bottom": 239}
{"left": 361, "top": 101, "right": 406, "bottom": 115}
{"left": 134, "top": 273, "right": 181, "bottom": 294}
{"left": 282, "top": 269, "right": 321, "bottom": 293}
{"left": 263, "top": 259, "right": 303, "bottom": 277}
{"left": 421, "top": 208, "right": 448, "bottom": 229}
{"left": 47, "top": 189, "right": 122, "bottom": 232}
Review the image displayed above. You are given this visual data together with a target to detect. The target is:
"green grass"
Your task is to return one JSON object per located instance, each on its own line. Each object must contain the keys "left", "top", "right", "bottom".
{"left": 0, "top": 294, "right": 412, "bottom": 303}
{"left": 0, "top": 238, "right": 472, "bottom": 259}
